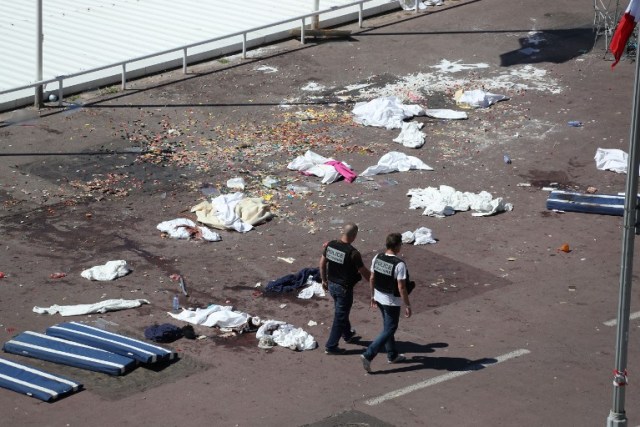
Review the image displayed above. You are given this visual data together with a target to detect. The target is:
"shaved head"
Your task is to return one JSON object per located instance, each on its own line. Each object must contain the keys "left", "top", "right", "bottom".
{"left": 342, "top": 222, "right": 359, "bottom": 240}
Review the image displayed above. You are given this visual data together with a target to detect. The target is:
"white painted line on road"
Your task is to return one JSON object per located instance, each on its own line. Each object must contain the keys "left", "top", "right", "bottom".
{"left": 364, "top": 348, "right": 531, "bottom": 406}
{"left": 603, "top": 311, "right": 640, "bottom": 326}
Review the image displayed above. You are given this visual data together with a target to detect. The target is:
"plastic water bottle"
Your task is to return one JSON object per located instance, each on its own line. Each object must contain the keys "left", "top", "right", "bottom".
{"left": 503, "top": 154, "right": 512, "bottom": 164}
{"left": 568, "top": 120, "right": 583, "bottom": 127}
{"left": 172, "top": 294, "right": 180, "bottom": 312}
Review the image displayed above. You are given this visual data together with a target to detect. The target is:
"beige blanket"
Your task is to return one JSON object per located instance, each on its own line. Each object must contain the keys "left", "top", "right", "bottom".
{"left": 191, "top": 197, "right": 273, "bottom": 231}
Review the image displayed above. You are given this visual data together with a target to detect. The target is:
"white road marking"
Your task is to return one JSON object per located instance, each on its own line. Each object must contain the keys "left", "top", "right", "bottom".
{"left": 364, "top": 348, "right": 531, "bottom": 406}
{"left": 603, "top": 311, "right": 640, "bottom": 327}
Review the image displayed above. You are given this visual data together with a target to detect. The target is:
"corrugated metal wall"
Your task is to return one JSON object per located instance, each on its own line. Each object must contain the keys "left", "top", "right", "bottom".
{"left": 0, "top": 0, "right": 399, "bottom": 110}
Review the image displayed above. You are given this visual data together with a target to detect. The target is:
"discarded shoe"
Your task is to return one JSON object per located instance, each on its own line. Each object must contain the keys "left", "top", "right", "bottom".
{"left": 388, "top": 354, "right": 407, "bottom": 364}
{"left": 325, "top": 347, "right": 347, "bottom": 355}
{"left": 361, "top": 354, "right": 371, "bottom": 373}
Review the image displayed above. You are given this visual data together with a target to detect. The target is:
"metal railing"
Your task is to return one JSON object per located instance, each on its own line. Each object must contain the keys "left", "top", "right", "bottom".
{"left": 0, "top": 0, "right": 407, "bottom": 109}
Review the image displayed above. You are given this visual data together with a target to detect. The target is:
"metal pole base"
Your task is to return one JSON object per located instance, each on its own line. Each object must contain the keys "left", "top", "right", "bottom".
{"left": 607, "top": 410, "right": 627, "bottom": 427}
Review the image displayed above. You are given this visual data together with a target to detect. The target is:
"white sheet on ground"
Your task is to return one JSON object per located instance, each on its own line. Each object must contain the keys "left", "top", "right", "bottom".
{"left": 352, "top": 96, "right": 425, "bottom": 129}
{"left": 393, "top": 121, "right": 425, "bottom": 148}
{"left": 402, "top": 227, "right": 437, "bottom": 244}
{"left": 256, "top": 320, "right": 317, "bottom": 351}
{"left": 191, "top": 193, "right": 273, "bottom": 233}
{"left": 287, "top": 150, "right": 349, "bottom": 184}
{"left": 454, "top": 89, "right": 509, "bottom": 109}
{"left": 594, "top": 148, "right": 628, "bottom": 174}
{"left": 425, "top": 109, "right": 468, "bottom": 120}
{"left": 361, "top": 151, "right": 433, "bottom": 176}
{"left": 33, "top": 299, "right": 149, "bottom": 316}
{"left": 297, "top": 277, "right": 326, "bottom": 299}
{"left": 407, "top": 185, "right": 513, "bottom": 217}
{"left": 157, "top": 218, "right": 222, "bottom": 241}
{"left": 167, "top": 304, "right": 250, "bottom": 329}
{"left": 81, "top": 260, "right": 131, "bottom": 281}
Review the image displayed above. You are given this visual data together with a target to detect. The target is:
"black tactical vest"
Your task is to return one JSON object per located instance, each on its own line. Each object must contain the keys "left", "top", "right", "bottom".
{"left": 324, "top": 240, "right": 362, "bottom": 287}
{"left": 373, "top": 253, "right": 409, "bottom": 297}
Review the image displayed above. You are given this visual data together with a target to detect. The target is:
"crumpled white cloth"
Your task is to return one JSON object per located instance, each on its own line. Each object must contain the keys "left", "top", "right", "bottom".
{"left": 81, "top": 260, "right": 131, "bottom": 281}
{"left": 398, "top": 0, "right": 428, "bottom": 10}
{"left": 361, "top": 151, "right": 433, "bottom": 176}
{"left": 297, "top": 278, "right": 326, "bottom": 299}
{"left": 425, "top": 109, "right": 468, "bottom": 120}
{"left": 402, "top": 227, "right": 437, "bottom": 244}
{"left": 33, "top": 299, "right": 149, "bottom": 316}
{"left": 256, "top": 320, "right": 317, "bottom": 351}
{"left": 407, "top": 185, "right": 513, "bottom": 217}
{"left": 393, "top": 121, "right": 425, "bottom": 148}
{"left": 454, "top": 89, "right": 509, "bottom": 109}
{"left": 287, "top": 150, "right": 342, "bottom": 184}
{"left": 594, "top": 148, "right": 628, "bottom": 174}
{"left": 157, "top": 218, "right": 222, "bottom": 241}
{"left": 352, "top": 96, "right": 425, "bottom": 129}
{"left": 167, "top": 304, "right": 250, "bottom": 329}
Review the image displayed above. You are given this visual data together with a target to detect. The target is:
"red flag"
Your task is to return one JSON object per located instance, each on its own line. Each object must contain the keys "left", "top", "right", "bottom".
{"left": 610, "top": 0, "right": 640, "bottom": 68}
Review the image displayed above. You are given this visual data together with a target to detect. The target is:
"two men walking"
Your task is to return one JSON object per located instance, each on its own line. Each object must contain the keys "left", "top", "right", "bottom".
{"left": 320, "top": 223, "right": 413, "bottom": 372}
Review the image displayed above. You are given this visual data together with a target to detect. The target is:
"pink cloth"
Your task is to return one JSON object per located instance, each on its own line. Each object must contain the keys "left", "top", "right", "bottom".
{"left": 325, "top": 160, "right": 357, "bottom": 183}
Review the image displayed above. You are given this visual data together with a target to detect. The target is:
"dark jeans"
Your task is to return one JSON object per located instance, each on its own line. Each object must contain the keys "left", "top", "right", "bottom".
{"left": 325, "top": 281, "right": 355, "bottom": 350}
{"left": 362, "top": 302, "right": 401, "bottom": 362}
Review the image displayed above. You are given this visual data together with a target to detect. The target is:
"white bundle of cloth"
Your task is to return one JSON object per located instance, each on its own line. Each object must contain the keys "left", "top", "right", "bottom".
{"left": 191, "top": 193, "right": 273, "bottom": 233}
{"left": 402, "top": 227, "right": 437, "bottom": 244}
{"left": 287, "top": 150, "right": 342, "bottom": 184}
{"left": 167, "top": 304, "right": 250, "bottom": 329}
{"left": 352, "top": 96, "right": 425, "bottom": 129}
{"left": 407, "top": 185, "right": 513, "bottom": 217}
{"left": 81, "top": 260, "right": 131, "bottom": 281}
{"left": 594, "top": 148, "right": 628, "bottom": 174}
{"left": 256, "top": 320, "right": 317, "bottom": 351}
{"left": 361, "top": 151, "right": 433, "bottom": 176}
{"left": 454, "top": 89, "right": 508, "bottom": 109}
{"left": 157, "top": 218, "right": 221, "bottom": 241}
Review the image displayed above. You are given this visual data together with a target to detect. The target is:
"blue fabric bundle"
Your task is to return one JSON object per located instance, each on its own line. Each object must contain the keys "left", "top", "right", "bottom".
{"left": 264, "top": 267, "right": 320, "bottom": 293}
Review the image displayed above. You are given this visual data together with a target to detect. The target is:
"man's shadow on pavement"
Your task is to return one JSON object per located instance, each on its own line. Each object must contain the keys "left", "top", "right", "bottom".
{"left": 345, "top": 340, "right": 497, "bottom": 375}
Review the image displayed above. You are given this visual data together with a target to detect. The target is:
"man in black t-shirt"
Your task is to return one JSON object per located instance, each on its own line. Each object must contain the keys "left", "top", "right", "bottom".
{"left": 320, "top": 222, "right": 371, "bottom": 355}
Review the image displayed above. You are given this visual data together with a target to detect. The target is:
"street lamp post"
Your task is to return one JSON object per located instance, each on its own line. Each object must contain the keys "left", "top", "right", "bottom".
{"left": 607, "top": 44, "right": 640, "bottom": 427}
{"left": 35, "top": 0, "right": 43, "bottom": 108}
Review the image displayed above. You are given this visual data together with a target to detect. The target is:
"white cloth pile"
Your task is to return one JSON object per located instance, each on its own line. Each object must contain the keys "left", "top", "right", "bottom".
{"left": 297, "top": 277, "right": 326, "bottom": 299}
{"left": 594, "top": 148, "right": 628, "bottom": 174}
{"left": 393, "top": 122, "right": 426, "bottom": 148}
{"left": 361, "top": 151, "right": 433, "bottom": 176}
{"left": 167, "top": 304, "right": 251, "bottom": 329}
{"left": 352, "top": 96, "right": 425, "bottom": 129}
{"left": 191, "top": 193, "right": 273, "bottom": 233}
{"left": 33, "top": 299, "right": 149, "bottom": 316}
{"left": 454, "top": 89, "right": 509, "bottom": 109}
{"left": 256, "top": 320, "right": 317, "bottom": 351}
{"left": 402, "top": 227, "right": 437, "bottom": 244}
{"left": 407, "top": 185, "right": 513, "bottom": 217}
{"left": 287, "top": 150, "right": 346, "bottom": 184}
{"left": 425, "top": 109, "right": 468, "bottom": 120}
{"left": 81, "top": 260, "right": 131, "bottom": 281}
{"left": 157, "top": 218, "right": 222, "bottom": 242}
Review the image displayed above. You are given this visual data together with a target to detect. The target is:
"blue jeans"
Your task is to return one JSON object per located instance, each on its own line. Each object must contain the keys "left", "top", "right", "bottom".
{"left": 362, "top": 302, "right": 401, "bottom": 362}
{"left": 325, "top": 282, "right": 355, "bottom": 350}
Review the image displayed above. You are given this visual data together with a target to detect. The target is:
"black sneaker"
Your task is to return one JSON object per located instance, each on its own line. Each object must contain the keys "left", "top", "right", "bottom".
{"left": 325, "top": 347, "right": 347, "bottom": 355}
{"left": 387, "top": 354, "right": 406, "bottom": 364}
{"left": 361, "top": 354, "right": 371, "bottom": 373}
{"left": 343, "top": 330, "right": 359, "bottom": 343}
